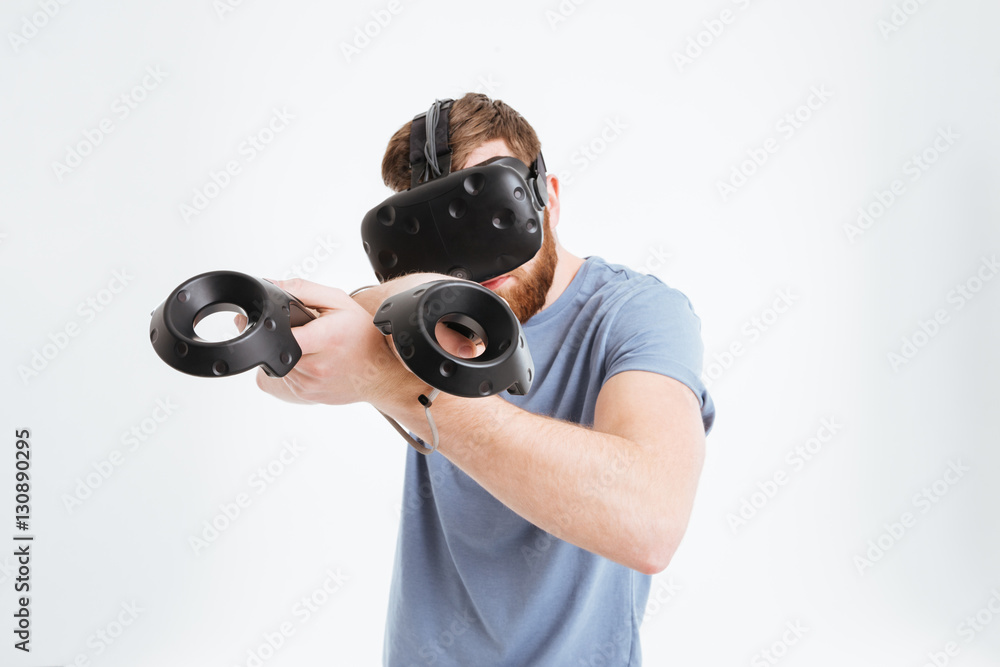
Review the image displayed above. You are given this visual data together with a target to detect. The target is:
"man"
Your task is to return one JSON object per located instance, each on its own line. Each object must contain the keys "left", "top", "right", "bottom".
{"left": 256, "top": 93, "right": 715, "bottom": 665}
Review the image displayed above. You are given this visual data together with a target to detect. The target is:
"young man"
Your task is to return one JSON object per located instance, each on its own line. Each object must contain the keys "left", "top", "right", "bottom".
{"left": 256, "top": 94, "right": 715, "bottom": 665}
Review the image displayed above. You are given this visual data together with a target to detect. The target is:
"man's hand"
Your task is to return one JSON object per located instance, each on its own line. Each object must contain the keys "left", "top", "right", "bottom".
{"left": 251, "top": 279, "right": 413, "bottom": 406}
{"left": 250, "top": 277, "right": 484, "bottom": 407}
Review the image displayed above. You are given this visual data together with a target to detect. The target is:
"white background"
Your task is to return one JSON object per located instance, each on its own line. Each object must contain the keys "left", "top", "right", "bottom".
{"left": 2, "top": 0, "right": 999, "bottom": 665}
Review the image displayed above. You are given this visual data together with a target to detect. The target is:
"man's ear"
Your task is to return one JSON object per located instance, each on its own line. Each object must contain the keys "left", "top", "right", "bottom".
{"left": 545, "top": 173, "right": 561, "bottom": 229}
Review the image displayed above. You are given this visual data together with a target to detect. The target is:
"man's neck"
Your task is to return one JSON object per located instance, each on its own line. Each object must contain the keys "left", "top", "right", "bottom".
{"left": 542, "top": 245, "right": 585, "bottom": 312}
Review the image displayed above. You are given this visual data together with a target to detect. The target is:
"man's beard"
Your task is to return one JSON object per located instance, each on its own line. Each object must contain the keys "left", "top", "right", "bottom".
{"left": 494, "top": 209, "right": 558, "bottom": 324}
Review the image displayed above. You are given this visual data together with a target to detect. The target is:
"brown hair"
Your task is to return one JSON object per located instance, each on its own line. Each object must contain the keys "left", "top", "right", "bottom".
{"left": 381, "top": 93, "right": 541, "bottom": 192}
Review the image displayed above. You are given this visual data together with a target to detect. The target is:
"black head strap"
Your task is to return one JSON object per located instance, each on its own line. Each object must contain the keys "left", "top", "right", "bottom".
{"left": 532, "top": 151, "right": 548, "bottom": 207}
{"left": 410, "top": 99, "right": 454, "bottom": 188}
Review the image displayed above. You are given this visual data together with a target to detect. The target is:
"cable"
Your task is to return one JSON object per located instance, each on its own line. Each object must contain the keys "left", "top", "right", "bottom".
{"left": 375, "top": 388, "right": 442, "bottom": 455}
{"left": 420, "top": 389, "right": 442, "bottom": 453}
{"left": 349, "top": 284, "right": 378, "bottom": 298}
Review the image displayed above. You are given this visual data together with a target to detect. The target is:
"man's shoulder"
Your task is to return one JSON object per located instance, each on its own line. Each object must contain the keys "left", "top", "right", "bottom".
{"left": 582, "top": 255, "right": 698, "bottom": 320}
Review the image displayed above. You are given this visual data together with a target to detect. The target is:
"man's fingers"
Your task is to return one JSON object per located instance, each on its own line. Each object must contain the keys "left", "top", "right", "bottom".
{"left": 254, "top": 368, "right": 312, "bottom": 405}
{"left": 260, "top": 279, "right": 363, "bottom": 356}
{"left": 434, "top": 322, "right": 485, "bottom": 359}
{"left": 268, "top": 278, "right": 354, "bottom": 312}
{"left": 289, "top": 314, "right": 341, "bottom": 356}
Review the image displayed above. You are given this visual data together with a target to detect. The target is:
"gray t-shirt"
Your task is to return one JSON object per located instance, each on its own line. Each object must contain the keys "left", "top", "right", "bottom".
{"left": 384, "top": 255, "right": 715, "bottom": 666}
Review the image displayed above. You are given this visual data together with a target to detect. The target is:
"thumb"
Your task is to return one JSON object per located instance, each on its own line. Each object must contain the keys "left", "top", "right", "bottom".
{"left": 267, "top": 278, "right": 353, "bottom": 312}
{"left": 434, "top": 322, "right": 485, "bottom": 359}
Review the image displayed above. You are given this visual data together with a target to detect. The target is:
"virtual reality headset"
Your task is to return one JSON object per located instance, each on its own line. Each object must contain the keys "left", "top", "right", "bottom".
{"left": 361, "top": 98, "right": 548, "bottom": 284}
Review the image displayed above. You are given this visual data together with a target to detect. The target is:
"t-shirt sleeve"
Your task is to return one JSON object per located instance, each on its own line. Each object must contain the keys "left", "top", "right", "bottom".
{"left": 602, "top": 280, "right": 716, "bottom": 434}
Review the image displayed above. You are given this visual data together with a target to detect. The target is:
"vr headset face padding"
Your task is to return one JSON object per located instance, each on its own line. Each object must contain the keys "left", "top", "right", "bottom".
{"left": 361, "top": 156, "right": 547, "bottom": 284}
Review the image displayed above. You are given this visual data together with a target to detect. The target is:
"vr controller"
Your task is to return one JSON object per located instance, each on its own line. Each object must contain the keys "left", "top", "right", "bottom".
{"left": 149, "top": 271, "right": 315, "bottom": 379}
{"left": 373, "top": 279, "right": 533, "bottom": 398}
{"left": 149, "top": 271, "right": 533, "bottom": 399}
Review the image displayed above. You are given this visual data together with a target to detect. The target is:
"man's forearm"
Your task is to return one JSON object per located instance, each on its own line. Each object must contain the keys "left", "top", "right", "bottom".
{"left": 373, "top": 388, "right": 684, "bottom": 575}
{"left": 350, "top": 272, "right": 453, "bottom": 315}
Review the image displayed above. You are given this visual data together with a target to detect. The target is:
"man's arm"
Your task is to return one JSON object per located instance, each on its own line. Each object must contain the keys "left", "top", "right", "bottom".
{"left": 372, "top": 364, "right": 706, "bottom": 575}
{"left": 259, "top": 275, "right": 706, "bottom": 574}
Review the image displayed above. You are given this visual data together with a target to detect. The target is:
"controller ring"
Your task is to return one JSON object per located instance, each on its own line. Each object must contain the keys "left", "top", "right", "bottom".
{"left": 373, "top": 280, "right": 533, "bottom": 398}
{"left": 149, "top": 271, "right": 314, "bottom": 378}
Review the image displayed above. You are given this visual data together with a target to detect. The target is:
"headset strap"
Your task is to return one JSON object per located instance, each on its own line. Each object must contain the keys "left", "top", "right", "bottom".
{"left": 532, "top": 151, "right": 549, "bottom": 207}
{"left": 410, "top": 99, "right": 454, "bottom": 188}
{"left": 533, "top": 151, "right": 547, "bottom": 179}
